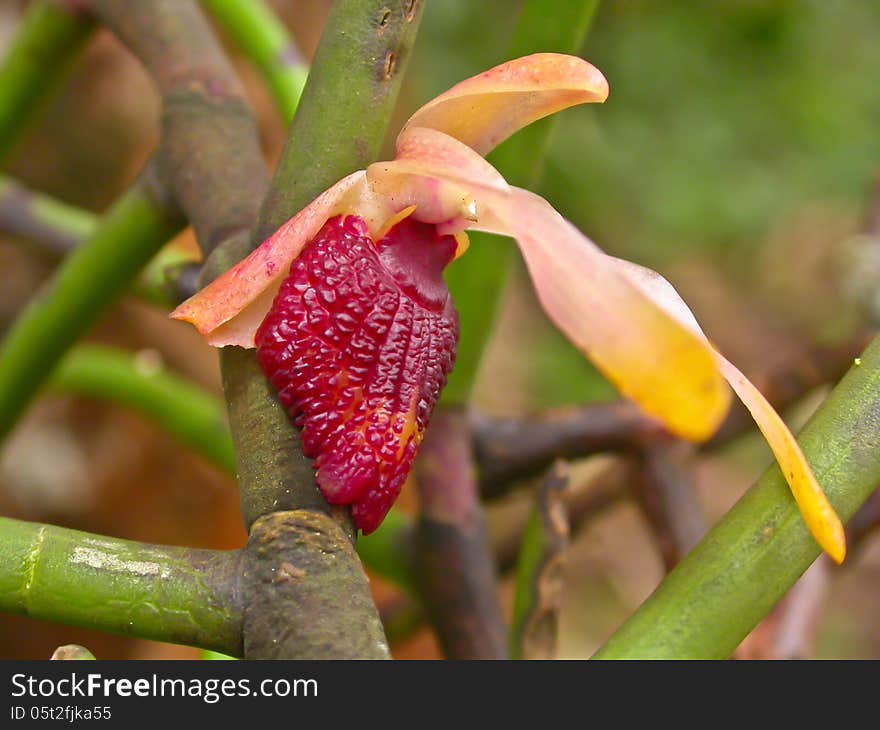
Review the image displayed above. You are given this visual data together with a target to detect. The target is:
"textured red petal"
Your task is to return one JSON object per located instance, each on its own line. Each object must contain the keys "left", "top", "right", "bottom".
{"left": 255, "top": 215, "right": 458, "bottom": 533}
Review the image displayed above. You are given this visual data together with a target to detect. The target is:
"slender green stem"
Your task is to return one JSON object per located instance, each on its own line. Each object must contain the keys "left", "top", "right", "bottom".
{"left": 0, "top": 174, "right": 195, "bottom": 308}
{"left": 0, "top": 516, "right": 243, "bottom": 654}
{"left": 201, "top": 0, "right": 308, "bottom": 121}
{"left": 0, "top": 173, "right": 184, "bottom": 442}
{"left": 0, "top": 173, "right": 93, "bottom": 252}
{"left": 442, "top": 0, "right": 601, "bottom": 404}
{"left": 48, "top": 345, "right": 237, "bottom": 475}
{"left": 0, "top": 1, "right": 93, "bottom": 165}
{"left": 594, "top": 336, "right": 880, "bottom": 659}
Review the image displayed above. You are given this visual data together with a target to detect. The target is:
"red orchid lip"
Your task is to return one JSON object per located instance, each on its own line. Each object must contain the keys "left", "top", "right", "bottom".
{"left": 170, "top": 53, "right": 845, "bottom": 561}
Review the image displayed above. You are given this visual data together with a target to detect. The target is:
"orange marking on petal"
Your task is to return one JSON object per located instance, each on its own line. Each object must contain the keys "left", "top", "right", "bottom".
{"left": 375, "top": 204, "right": 417, "bottom": 241}
{"left": 452, "top": 231, "right": 470, "bottom": 260}
{"left": 400, "top": 53, "right": 609, "bottom": 157}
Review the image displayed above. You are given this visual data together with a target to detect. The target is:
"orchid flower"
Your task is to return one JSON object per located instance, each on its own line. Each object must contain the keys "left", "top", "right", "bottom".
{"left": 171, "top": 53, "right": 844, "bottom": 562}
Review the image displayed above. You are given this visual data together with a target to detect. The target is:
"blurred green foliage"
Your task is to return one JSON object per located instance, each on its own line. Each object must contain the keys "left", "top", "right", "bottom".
{"left": 409, "top": 0, "right": 880, "bottom": 408}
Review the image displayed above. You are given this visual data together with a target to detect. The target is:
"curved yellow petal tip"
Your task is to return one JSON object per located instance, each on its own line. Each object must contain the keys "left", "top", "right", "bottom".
{"left": 717, "top": 357, "right": 846, "bottom": 564}
{"left": 401, "top": 53, "right": 609, "bottom": 157}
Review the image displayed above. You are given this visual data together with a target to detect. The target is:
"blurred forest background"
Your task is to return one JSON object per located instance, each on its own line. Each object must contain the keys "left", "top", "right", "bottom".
{"left": 1, "top": 0, "right": 880, "bottom": 658}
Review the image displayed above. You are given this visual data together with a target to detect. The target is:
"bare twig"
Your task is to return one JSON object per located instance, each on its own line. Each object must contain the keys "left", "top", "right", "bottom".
{"left": 510, "top": 461, "right": 570, "bottom": 660}
{"left": 415, "top": 408, "right": 507, "bottom": 659}
{"left": 472, "top": 403, "right": 661, "bottom": 498}
{"left": 633, "top": 440, "right": 706, "bottom": 571}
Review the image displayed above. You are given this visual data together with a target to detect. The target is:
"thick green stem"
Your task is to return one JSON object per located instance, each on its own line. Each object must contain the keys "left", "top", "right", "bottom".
{"left": 49, "top": 345, "right": 237, "bottom": 475}
{"left": 594, "top": 336, "right": 880, "bottom": 659}
{"left": 252, "top": 0, "right": 424, "bottom": 242}
{"left": 0, "top": 516, "right": 243, "bottom": 654}
{"left": 442, "top": 0, "right": 600, "bottom": 404}
{"left": 201, "top": 0, "right": 308, "bottom": 122}
{"left": 0, "top": 1, "right": 93, "bottom": 165}
{"left": 0, "top": 171, "right": 184, "bottom": 442}
{"left": 225, "top": 0, "right": 425, "bottom": 535}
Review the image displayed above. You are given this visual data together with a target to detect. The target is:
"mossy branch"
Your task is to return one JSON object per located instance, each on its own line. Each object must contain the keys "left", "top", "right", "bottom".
{"left": 0, "top": 516, "right": 243, "bottom": 654}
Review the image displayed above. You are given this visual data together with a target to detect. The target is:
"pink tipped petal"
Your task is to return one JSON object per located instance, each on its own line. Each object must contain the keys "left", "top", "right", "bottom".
{"left": 717, "top": 356, "right": 846, "bottom": 564}
{"left": 394, "top": 126, "right": 509, "bottom": 191}
{"left": 399, "top": 53, "right": 609, "bottom": 157}
{"left": 170, "top": 171, "right": 380, "bottom": 347}
{"left": 611, "top": 258, "right": 846, "bottom": 563}
{"left": 367, "top": 128, "right": 510, "bottom": 228}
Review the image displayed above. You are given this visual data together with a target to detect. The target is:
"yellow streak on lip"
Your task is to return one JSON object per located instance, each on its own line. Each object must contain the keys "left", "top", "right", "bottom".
{"left": 395, "top": 391, "right": 423, "bottom": 462}
{"left": 375, "top": 205, "right": 417, "bottom": 241}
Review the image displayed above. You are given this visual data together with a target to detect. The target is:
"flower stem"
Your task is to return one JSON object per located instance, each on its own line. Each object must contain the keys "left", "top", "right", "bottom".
{"left": 0, "top": 171, "right": 184, "bottom": 443}
{"left": 0, "top": 1, "right": 93, "bottom": 165}
{"left": 0, "top": 516, "right": 243, "bottom": 654}
{"left": 201, "top": 0, "right": 308, "bottom": 122}
{"left": 223, "top": 0, "right": 426, "bottom": 534}
{"left": 594, "top": 335, "right": 880, "bottom": 659}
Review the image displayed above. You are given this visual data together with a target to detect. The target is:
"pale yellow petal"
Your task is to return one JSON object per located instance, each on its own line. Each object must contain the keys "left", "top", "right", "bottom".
{"left": 400, "top": 53, "right": 609, "bottom": 157}
{"left": 612, "top": 258, "right": 846, "bottom": 563}
{"left": 476, "top": 188, "right": 732, "bottom": 442}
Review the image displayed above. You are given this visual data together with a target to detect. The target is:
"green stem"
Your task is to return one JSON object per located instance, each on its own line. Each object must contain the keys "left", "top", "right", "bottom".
{"left": 48, "top": 345, "right": 237, "bottom": 475}
{"left": 442, "top": 0, "right": 601, "bottom": 405}
{"left": 252, "top": 0, "right": 424, "bottom": 242}
{"left": 0, "top": 172, "right": 184, "bottom": 442}
{"left": 0, "top": 174, "right": 195, "bottom": 308}
{"left": 201, "top": 0, "right": 308, "bottom": 121}
{"left": 0, "top": 516, "right": 243, "bottom": 654}
{"left": 0, "top": 1, "right": 94, "bottom": 164}
{"left": 594, "top": 336, "right": 880, "bottom": 659}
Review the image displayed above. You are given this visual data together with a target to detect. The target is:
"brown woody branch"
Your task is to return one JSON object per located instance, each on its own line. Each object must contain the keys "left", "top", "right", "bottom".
{"left": 414, "top": 408, "right": 507, "bottom": 659}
